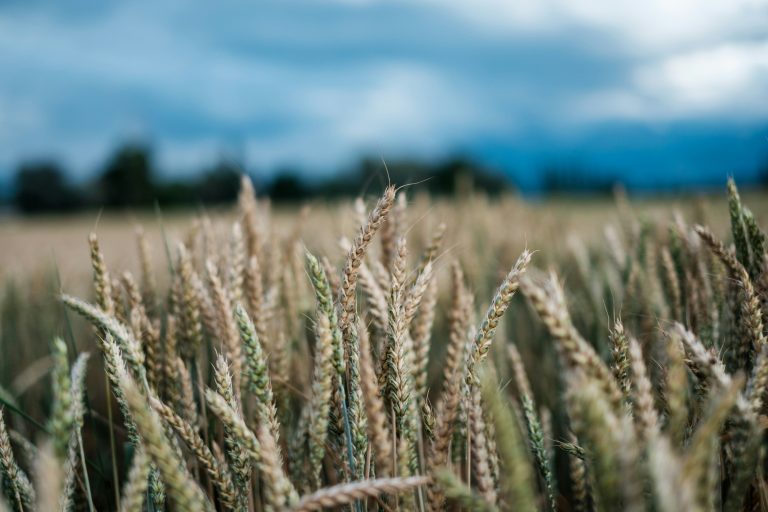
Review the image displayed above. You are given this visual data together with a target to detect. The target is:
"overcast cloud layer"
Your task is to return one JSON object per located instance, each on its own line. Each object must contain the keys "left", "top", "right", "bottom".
{"left": 1, "top": 0, "right": 767, "bottom": 189}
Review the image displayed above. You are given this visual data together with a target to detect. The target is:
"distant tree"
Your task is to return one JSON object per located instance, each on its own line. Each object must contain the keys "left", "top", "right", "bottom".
{"left": 542, "top": 165, "right": 614, "bottom": 195}
{"left": 759, "top": 158, "right": 768, "bottom": 188}
{"left": 197, "top": 161, "right": 242, "bottom": 204}
{"left": 154, "top": 181, "right": 196, "bottom": 208}
{"left": 9, "top": 141, "right": 521, "bottom": 215}
{"left": 268, "top": 171, "right": 309, "bottom": 202}
{"left": 432, "top": 157, "right": 510, "bottom": 196}
{"left": 13, "top": 161, "right": 81, "bottom": 213}
{"left": 356, "top": 155, "right": 510, "bottom": 197}
{"left": 98, "top": 144, "right": 155, "bottom": 207}
{"left": 315, "top": 155, "right": 511, "bottom": 199}
{"left": 359, "top": 157, "right": 430, "bottom": 190}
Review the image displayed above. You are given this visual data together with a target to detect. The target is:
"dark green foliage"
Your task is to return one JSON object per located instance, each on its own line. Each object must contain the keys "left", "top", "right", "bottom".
{"left": 9, "top": 147, "right": 512, "bottom": 212}
{"left": 13, "top": 161, "right": 82, "bottom": 213}
{"left": 267, "top": 171, "right": 310, "bottom": 202}
{"left": 98, "top": 143, "right": 155, "bottom": 208}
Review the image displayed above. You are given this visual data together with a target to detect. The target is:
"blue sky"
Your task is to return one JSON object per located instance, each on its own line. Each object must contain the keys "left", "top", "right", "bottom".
{"left": 1, "top": 0, "right": 767, "bottom": 191}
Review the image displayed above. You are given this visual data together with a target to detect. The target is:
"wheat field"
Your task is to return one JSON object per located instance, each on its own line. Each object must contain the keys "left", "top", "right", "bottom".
{"left": 1, "top": 177, "right": 768, "bottom": 511}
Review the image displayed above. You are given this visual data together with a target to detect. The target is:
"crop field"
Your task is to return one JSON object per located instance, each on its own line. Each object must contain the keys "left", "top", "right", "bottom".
{"left": 1, "top": 178, "right": 768, "bottom": 511}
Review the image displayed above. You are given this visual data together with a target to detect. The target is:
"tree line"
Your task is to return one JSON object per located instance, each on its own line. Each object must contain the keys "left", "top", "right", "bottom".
{"left": 9, "top": 143, "right": 513, "bottom": 214}
{"left": 11, "top": 142, "right": 768, "bottom": 213}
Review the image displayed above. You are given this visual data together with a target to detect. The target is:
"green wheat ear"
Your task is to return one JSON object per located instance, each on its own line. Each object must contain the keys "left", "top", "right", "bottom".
{"left": 234, "top": 303, "right": 282, "bottom": 456}
{"left": 48, "top": 337, "right": 74, "bottom": 460}
{"left": 304, "top": 250, "right": 338, "bottom": 490}
{"left": 727, "top": 177, "right": 752, "bottom": 270}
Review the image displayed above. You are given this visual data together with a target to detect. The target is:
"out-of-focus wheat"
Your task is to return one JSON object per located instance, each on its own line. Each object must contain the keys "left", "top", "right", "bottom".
{"left": 1, "top": 177, "right": 767, "bottom": 512}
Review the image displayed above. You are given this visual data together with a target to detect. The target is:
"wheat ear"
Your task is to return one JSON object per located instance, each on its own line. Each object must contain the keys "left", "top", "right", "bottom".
{"left": 434, "top": 470, "right": 497, "bottom": 512}
{"left": 34, "top": 441, "right": 63, "bottom": 512}
{"left": 119, "top": 448, "right": 151, "bottom": 512}
{"left": 358, "top": 318, "right": 393, "bottom": 478}
{"left": 305, "top": 251, "right": 339, "bottom": 488}
{"left": 176, "top": 243, "right": 205, "bottom": 360}
{"left": 212, "top": 355, "right": 250, "bottom": 505}
{"left": 628, "top": 336, "right": 659, "bottom": 442}
{"left": 207, "top": 259, "right": 243, "bottom": 391}
{"left": 479, "top": 369, "right": 537, "bottom": 512}
{"left": 234, "top": 304, "right": 282, "bottom": 459}
{"left": 151, "top": 396, "right": 239, "bottom": 510}
{"left": 117, "top": 358, "right": 209, "bottom": 512}
{"left": 292, "top": 476, "right": 429, "bottom": 511}
{"left": 207, "top": 389, "right": 295, "bottom": 504}
{"left": 521, "top": 274, "right": 623, "bottom": 413}
{"left": 0, "top": 409, "right": 34, "bottom": 510}
{"left": 469, "top": 249, "right": 533, "bottom": 379}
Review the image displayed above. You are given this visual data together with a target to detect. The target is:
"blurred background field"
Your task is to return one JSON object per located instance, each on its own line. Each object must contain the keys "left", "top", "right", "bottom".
{"left": 2, "top": 182, "right": 766, "bottom": 410}
{"left": 3, "top": 185, "right": 767, "bottom": 281}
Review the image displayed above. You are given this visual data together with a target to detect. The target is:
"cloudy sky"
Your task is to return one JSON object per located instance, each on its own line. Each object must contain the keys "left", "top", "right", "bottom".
{"left": 1, "top": 0, "right": 767, "bottom": 190}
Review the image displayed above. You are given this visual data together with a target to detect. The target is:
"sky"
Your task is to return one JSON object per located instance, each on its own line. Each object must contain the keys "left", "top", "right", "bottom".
{"left": 1, "top": 0, "right": 767, "bottom": 191}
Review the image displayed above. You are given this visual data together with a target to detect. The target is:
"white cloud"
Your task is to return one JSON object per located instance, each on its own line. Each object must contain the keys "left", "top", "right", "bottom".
{"left": 0, "top": 0, "right": 767, "bottom": 176}
{"left": 575, "top": 40, "right": 768, "bottom": 121}
{"left": 425, "top": 0, "right": 768, "bottom": 54}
